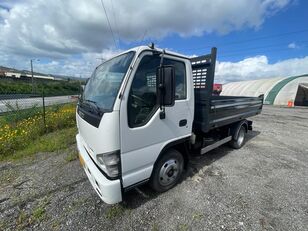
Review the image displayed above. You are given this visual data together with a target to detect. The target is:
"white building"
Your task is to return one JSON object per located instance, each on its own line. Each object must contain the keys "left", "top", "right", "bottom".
{"left": 2, "top": 71, "right": 54, "bottom": 80}
{"left": 221, "top": 75, "right": 308, "bottom": 107}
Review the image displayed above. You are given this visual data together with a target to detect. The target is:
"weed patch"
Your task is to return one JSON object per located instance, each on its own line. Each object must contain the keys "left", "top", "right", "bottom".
{"left": 178, "top": 223, "right": 189, "bottom": 231}
{"left": 29, "top": 197, "right": 50, "bottom": 224}
{"left": 105, "top": 205, "right": 126, "bottom": 219}
{"left": 1, "top": 127, "right": 77, "bottom": 161}
{"left": 16, "top": 210, "right": 28, "bottom": 230}
{"left": 0, "top": 104, "right": 76, "bottom": 158}
{"left": 65, "top": 149, "right": 78, "bottom": 162}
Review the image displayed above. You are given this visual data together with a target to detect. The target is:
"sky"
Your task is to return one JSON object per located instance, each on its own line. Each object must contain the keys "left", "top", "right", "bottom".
{"left": 0, "top": 0, "right": 307, "bottom": 83}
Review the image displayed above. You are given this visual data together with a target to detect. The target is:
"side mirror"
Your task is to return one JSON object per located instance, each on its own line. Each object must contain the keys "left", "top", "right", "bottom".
{"left": 156, "top": 65, "right": 176, "bottom": 107}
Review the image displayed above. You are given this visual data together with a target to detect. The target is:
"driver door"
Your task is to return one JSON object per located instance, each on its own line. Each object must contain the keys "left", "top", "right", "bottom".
{"left": 119, "top": 52, "right": 193, "bottom": 188}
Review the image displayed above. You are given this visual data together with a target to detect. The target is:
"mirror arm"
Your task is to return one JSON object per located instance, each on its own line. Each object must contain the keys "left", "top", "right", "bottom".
{"left": 159, "top": 49, "right": 165, "bottom": 67}
{"left": 159, "top": 108, "right": 166, "bottom": 119}
{"left": 159, "top": 50, "right": 166, "bottom": 119}
{"left": 159, "top": 81, "right": 166, "bottom": 119}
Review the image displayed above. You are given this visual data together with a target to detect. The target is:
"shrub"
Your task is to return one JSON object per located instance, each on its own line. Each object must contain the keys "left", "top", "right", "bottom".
{"left": 0, "top": 78, "right": 83, "bottom": 96}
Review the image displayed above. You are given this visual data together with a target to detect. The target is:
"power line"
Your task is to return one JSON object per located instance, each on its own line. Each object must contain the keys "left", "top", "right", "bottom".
{"left": 181, "top": 41, "right": 307, "bottom": 59}
{"left": 140, "top": 29, "right": 148, "bottom": 42}
{"left": 219, "top": 47, "right": 307, "bottom": 59}
{"left": 100, "top": 0, "right": 118, "bottom": 48}
{"left": 219, "top": 40, "right": 308, "bottom": 55}
{"left": 182, "top": 28, "right": 308, "bottom": 52}
{"left": 110, "top": 0, "right": 120, "bottom": 45}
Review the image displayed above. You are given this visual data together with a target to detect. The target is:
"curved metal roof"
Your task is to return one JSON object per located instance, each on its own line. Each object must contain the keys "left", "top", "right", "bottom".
{"left": 221, "top": 75, "right": 308, "bottom": 105}
{"left": 221, "top": 77, "right": 284, "bottom": 97}
{"left": 264, "top": 74, "right": 308, "bottom": 104}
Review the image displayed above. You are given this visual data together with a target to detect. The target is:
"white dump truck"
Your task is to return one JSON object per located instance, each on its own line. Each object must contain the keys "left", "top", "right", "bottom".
{"left": 76, "top": 45, "right": 263, "bottom": 204}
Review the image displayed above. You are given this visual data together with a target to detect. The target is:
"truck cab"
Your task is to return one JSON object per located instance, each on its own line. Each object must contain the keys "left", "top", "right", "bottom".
{"left": 76, "top": 45, "right": 263, "bottom": 204}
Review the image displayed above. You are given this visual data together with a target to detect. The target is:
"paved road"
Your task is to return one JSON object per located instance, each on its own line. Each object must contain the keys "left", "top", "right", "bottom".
{"left": 0, "top": 95, "right": 77, "bottom": 113}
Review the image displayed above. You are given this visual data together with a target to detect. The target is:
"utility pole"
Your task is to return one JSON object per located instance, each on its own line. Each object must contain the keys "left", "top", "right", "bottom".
{"left": 30, "top": 59, "right": 39, "bottom": 94}
{"left": 31, "top": 59, "right": 34, "bottom": 94}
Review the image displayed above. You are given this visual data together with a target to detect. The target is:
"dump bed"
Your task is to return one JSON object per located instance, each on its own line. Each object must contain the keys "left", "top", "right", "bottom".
{"left": 191, "top": 48, "right": 263, "bottom": 133}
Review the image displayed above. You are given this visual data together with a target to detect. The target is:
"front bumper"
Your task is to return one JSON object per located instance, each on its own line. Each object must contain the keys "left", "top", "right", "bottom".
{"left": 76, "top": 134, "right": 122, "bottom": 204}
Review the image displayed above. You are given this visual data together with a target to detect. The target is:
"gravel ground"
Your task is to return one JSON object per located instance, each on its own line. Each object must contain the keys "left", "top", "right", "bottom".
{"left": 0, "top": 106, "right": 307, "bottom": 230}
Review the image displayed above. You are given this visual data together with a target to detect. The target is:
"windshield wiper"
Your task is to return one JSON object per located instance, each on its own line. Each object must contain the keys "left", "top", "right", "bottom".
{"left": 83, "top": 99, "right": 103, "bottom": 115}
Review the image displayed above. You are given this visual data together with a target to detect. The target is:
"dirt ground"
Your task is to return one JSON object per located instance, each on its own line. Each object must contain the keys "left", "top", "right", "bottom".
{"left": 1, "top": 106, "right": 307, "bottom": 231}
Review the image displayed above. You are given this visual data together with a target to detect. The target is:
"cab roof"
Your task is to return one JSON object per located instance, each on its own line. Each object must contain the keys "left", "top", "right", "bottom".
{"left": 121, "top": 45, "right": 190, "bottom": 60}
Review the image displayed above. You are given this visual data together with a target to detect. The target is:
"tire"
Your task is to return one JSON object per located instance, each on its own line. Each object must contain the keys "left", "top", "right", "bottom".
{"left": 229, "top": 126, "right": 246, "bottom": 149}
{"left": 149, "top": 149, "right": 184, "bottom": 193}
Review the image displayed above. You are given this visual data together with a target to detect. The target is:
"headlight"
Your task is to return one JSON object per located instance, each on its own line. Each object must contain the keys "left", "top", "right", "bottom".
{"left": 96, "top": 150, "right": 120, "bottom": 178}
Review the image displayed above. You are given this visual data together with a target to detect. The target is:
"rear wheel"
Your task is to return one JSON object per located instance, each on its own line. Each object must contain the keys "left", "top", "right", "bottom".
{"left": 229, "top": 126, "right": 246, "bottom": 149}
{"left": 150, "top": 149, "right": 184, "bottom": 192}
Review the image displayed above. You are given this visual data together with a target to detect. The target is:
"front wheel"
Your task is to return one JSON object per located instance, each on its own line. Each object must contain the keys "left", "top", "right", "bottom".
{"left": 150, "top": 149, "right": 184, "bottom": 192}
{"left": 229, "top": 126, "right": 246, "bottom": 149}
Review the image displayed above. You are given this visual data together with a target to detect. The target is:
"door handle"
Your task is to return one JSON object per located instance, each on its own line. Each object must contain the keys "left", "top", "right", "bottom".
{"left": 179, "top": 119, "right": 187, "bottom": 127}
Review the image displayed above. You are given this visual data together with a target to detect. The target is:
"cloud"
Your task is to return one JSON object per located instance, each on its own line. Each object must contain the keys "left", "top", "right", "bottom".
{"left": 0, "top": 0, "right": 292, "bottom": 59}
{"left": 215, "top": 55, "right": 308, "bottom": 83}
{"left": 4, "top": 50, "right": 308, "bottom": 83}
{"left": 288, "top": 42, "right": 299, "bottom": 49}
{"left": 0, "top": 0, "right": 296, "bottom": 79}
{"left": 0, "top": 48, "right": 123, "bottom": 78}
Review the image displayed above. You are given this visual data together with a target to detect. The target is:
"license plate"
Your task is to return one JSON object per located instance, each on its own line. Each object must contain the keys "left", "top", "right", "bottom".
{"left": 79, "top": 153, "right": 85, "bottom": 167}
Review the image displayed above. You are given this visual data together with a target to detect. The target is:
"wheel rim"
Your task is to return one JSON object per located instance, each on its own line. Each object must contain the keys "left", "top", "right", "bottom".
{"left": 158, "top": 159, "right": 180, "bottom": 186}
{"left": 237, "top": 128, "right": 245, "bottom": 146}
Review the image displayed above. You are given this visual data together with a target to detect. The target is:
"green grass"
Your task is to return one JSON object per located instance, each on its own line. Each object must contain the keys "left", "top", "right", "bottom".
{"left": 30, "top": 197, "right": 51, "bottom": 223}
{"left": 0, "top": 78, "right": 83, "bottom": 96}
{"left": 16, "top": 210, "right": 28, "bottom": 230}
{"left": 0, "top": 103, "right": 72, "bottom": 126}
{"left": 0, "top": 103, "right": 76, "bottom": 157}
{"left": 105, "top": 205, "right": 126, "bottom": 219}
{"left": 15, "top": 197, "right": 50, "bottom": 229}
{"left": 65, "top": 149, "right": 78, "bottom": 162}
{"left": 0, "top": 116, "right": 6, "bottom": 126}
{"left": 0, "top": 168, "right": 19, "bottom": 185}
{"left": 31, "top": 206, "right": 45, "bottom": 222}
{"left": 178, "top": 224, "right": 189, "bottom": 231}
{"left": 0, "top": 127, "right": 77, "bottom": 161}
{"left": 0, "top": 105, "right": 42, "bottom": 126}
{"left": 0, "top": 221, "right": 5, "bottom": 231}
{"left": 192, "top": 212, "right": 203, "bottom": 221}
{"left": 152, "top": 223, "right": 159, "bottom": 231}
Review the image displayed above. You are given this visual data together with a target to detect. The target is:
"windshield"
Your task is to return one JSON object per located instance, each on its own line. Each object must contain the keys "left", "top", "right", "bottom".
{"left": 82, "top": 51, "right": 135, "bottom": 111}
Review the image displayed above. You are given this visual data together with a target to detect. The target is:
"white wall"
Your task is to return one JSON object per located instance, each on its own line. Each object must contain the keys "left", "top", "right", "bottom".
{"left": 3, "top": 71, "right": 54, "bottom": 80}
{"left": 274, "top": 76, "right": 308, "bottom": 105}
{"left": 221, "top": 77, "right": 284, "bottom": 98}
{"left": 221, "top": 76, "right": 308, "bottom": 106}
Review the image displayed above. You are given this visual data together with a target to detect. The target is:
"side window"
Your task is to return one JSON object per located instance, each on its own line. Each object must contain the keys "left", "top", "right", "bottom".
{"left": 164, "top": 59, "right": 186, "bottom": 100}
{"left": 128, "top": 55, "right": 160, "bottom": 127}
{"left": 127, "top": 55, "right": 187, "bottom": 128}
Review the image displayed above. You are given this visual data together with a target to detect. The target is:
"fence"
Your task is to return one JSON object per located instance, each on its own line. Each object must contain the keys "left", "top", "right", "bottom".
{"left": 0, "top": 91, "right": 78, "bottom": 127}
{"left": 0, "top": 91, "right": 79, "bottom": 156}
